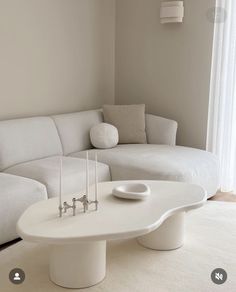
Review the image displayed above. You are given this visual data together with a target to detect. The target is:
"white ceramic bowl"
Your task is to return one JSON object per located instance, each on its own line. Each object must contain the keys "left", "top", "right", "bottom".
{"left": 112, "top": 183, "right": 151, "bottom": 200}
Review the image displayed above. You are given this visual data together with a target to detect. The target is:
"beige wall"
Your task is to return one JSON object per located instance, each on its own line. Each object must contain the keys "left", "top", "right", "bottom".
{"left": 0, "top": 0, "right": 215, "bottom": 148}
{"left": 0, "top": 0, "right": 115, "bottom": 120}
{"left": 115, "top": 0, "right": 215, "bottom": 149}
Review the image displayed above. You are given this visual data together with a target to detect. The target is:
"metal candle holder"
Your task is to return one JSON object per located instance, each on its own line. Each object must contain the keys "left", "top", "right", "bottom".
{"left": 58, "top": 152, "right": 99, "bottom": 217}
{"left": 62, "top": 196, "right": 98, "bottom": 216}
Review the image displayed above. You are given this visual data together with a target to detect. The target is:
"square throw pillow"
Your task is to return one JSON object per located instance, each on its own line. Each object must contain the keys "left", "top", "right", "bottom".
{"left": 103, "top": 104, "right": 147, "bottom": 144}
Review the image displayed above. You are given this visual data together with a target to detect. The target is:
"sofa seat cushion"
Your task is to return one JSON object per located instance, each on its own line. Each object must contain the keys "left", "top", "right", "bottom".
{"left": 0, "top": 173, "right": 47, "bottom": 245}
{"left": 70, "top": 145, "right": 219, "bottom": 197}
{"left": 4, "top": 156, "right": 111, "bottom": 198}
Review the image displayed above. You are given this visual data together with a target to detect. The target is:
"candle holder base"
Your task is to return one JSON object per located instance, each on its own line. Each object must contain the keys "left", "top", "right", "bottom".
{"left": 59, "top": 205, "right": 63, "bottom": 217}
{"left": 61, "top": 196, "right": 99, "bottom": 217}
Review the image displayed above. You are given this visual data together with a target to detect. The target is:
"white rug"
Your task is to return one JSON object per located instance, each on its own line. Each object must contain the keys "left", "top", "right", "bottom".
{"left": 0, "top": 201, "right": 236, "bottom": 292}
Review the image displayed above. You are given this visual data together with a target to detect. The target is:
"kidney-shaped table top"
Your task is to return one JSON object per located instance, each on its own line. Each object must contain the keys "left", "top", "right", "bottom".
{"left": 17, "top": 180, "right": 207, "bottom": 244}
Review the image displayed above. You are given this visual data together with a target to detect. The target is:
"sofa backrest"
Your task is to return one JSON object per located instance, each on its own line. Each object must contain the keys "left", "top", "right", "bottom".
{"left": 52, "top": 110, "right": 103, "bottom": 155}
{"left": 0, "top": 117, "right": 63, "bottom": 171}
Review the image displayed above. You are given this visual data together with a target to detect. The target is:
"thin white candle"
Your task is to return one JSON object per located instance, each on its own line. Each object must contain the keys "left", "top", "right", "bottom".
{"left": 59, "top": 156, "right": 62, "bottom": 208}
{"left": 95, "top": 152, "right": 98, "bottom": 202}
{"left": 86, "top": 151, "right": 89, "bottom": 200}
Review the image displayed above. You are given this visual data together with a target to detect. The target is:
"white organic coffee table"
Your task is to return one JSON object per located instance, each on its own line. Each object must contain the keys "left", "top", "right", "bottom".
{"left": 17, "top": 180, "right": 206, "bottom": 289}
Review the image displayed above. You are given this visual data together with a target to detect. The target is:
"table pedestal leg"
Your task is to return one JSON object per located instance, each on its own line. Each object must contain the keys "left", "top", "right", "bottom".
{"left": 137, "top": 212, "right": 185, "bottom": 250}
{"left": 49, "top": 241, "right": 106, "bottom": 288}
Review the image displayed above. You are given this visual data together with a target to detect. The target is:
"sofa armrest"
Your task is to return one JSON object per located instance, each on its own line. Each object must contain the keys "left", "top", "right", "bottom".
{"left": 145, "top": 114, "right": 178, "bottom": 146}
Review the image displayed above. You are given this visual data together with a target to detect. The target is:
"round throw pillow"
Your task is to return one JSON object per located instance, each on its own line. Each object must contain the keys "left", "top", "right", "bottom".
{"left": 90, "top": 123, "right": 119, "bottom": 149}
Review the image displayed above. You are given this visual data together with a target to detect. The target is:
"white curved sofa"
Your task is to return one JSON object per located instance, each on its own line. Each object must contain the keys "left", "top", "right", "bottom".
{"left": 0, "top": 109, "right": 219, "bottom": 245}
{"left": 0, "top": 173, "right": 47, "bottom": 245}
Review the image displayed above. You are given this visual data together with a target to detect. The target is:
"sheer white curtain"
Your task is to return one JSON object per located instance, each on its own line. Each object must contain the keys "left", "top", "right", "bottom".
{"left": 207, "top": 0, "right": 236, "bottom": 193}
